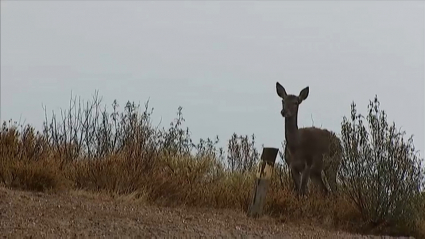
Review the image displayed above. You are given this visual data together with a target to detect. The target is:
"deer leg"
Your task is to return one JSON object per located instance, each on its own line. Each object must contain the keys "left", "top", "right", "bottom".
{"left": 299, "top": 165, "right": 311, "bottom": 196}
{"left": 322, "top": 155, "right": 339, "bottom": 195}
{"left": 285, "top": 147, "right": 301, "bottom": 193}
{"left": 326, "top": 168, "right": 338, "bottom": 195}
{"left": 310, "top": 170, "right": 329, "bottom": 196}
{"left": 329, "top": 156, "right": 341, "bottom": 195}
{"left": 290, "top": 166, "right": 301, "bottom": 192}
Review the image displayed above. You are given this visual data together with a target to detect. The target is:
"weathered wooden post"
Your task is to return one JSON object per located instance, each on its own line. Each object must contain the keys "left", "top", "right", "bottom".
{"left": 247, "top": 147, "right": 279, "bottom": 218}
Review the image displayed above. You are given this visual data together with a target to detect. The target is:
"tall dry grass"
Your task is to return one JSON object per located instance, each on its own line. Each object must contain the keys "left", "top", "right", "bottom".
{"left": 0, "top": 92, "right": 423, "bottom": 237}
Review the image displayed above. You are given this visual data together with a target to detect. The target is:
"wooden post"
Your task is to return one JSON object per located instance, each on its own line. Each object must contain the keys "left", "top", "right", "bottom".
{"left": 247, "top": 147, "right": 279, "bottom": 218}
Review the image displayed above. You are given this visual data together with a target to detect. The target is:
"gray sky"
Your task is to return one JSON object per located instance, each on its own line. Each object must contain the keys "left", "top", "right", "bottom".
{"left": 1, "top": 1, "right": 424, "bottom": 158}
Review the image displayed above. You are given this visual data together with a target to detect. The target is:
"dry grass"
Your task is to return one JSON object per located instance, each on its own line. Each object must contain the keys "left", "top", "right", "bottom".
{"left": 1, "top": 130, "right": 423, "bottom": 237}
{"left": 1, "top": 94, "right": 424, "bottom": 238}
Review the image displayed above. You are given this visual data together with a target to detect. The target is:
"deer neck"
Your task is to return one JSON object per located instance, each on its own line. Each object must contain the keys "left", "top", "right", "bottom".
{"left": 285, "top": 115, "right": 300, "bottom": 149}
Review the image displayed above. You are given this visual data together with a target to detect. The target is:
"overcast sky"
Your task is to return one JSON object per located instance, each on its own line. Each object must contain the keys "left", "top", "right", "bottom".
{"left": 1, "top": 1, "right": 424, "bottom": 158}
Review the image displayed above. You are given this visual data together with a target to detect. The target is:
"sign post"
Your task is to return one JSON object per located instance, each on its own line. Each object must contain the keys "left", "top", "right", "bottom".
{"left": 247, "top": 147, "right": 279, "bottom": 218}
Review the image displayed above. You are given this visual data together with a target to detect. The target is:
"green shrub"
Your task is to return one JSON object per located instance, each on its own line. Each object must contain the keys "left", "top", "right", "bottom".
{"left": 339, "top": 95, "right": 424, "bottom": 236}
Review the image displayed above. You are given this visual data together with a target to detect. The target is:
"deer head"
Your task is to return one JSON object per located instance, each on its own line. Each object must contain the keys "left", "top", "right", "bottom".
{"left": 276, "top": 82, "right": 309, "bottom": 118}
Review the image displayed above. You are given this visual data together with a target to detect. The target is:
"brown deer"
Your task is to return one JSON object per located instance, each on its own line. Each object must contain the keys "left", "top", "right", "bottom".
{"left": 276, "top": 82, "right": 342, "bottom": 196}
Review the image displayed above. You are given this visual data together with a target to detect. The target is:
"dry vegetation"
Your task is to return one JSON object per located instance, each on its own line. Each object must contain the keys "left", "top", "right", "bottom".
{"left": 1, "top": 92, "right": 424, "bottom": 238}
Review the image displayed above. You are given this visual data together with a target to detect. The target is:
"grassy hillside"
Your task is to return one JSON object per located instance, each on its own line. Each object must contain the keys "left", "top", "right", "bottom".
{"left": 1, "top": 93, "right": 424, "bottom": 237}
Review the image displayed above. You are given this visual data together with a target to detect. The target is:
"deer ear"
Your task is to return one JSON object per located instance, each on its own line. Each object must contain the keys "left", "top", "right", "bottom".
{"left": 276, "top": 82, "right": 287, "bottom": 99}
{"left": 298, "top": 86, "right": 309, "bottom": 102}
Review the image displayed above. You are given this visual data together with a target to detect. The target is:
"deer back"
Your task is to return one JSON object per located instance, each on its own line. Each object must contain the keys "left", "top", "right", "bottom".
{"left": 297, "top": 127, "right": 342, "bottom": 159}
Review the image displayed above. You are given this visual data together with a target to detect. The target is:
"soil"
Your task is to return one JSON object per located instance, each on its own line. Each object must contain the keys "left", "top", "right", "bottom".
{"left": 0, "top": 187, "right": 413, "bottom": 238}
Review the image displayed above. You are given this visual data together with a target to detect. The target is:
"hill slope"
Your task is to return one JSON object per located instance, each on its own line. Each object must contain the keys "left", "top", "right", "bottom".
{"left": 0, "top": 187, "right": 412, "bottom": 238}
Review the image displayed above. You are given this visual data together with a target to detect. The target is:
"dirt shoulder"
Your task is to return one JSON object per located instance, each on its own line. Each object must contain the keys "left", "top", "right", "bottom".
{"left": 0, "top": 187, "right": 411, "bottom": 238}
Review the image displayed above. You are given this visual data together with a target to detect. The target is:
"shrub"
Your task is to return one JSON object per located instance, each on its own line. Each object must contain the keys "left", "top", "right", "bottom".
{"left": 339, "top": 95, "right": 424, "bottom": 236}
{"left": 227, "top": 133, "right": 260, "bottom": 173}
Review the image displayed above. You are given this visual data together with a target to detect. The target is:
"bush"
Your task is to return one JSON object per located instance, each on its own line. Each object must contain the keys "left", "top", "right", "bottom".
{"left": 339, "top": 95, "right": 424, "bottom": 236}
{"left": 227, "top": 133, "right": 260, "bottom": 173}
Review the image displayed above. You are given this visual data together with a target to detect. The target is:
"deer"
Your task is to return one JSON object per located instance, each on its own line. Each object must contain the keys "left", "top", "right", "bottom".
{"left": 276, "top": 82, "right": 342, "bottom": 196}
